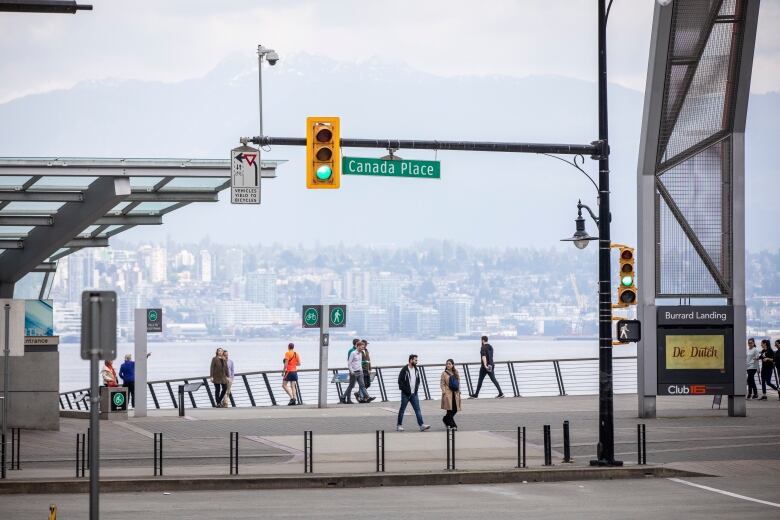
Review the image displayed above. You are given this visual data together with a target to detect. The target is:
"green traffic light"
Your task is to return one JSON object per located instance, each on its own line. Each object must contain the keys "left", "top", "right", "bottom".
{"left": 316, "top": 165, "right": 333, "bottom": 181}
{"left": 621, "top": 275, "right": 633, "bottom": 287}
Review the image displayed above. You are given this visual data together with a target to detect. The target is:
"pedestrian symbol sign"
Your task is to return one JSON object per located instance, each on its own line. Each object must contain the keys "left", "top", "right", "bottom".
{"left": 302, "top": 305, "right": 322, "bottom": 328}
{"left": 329, "top": 305, "right": 347, "bottom": 328}
{"left": 616, "top": 319, "right": 641, "bottom": 343}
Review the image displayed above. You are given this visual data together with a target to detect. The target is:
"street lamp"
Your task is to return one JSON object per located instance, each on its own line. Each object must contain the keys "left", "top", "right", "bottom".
{"left": 561, "top": 200, "right": 599, "bottom": 250}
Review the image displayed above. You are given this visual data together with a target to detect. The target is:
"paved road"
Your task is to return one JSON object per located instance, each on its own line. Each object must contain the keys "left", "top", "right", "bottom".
{"left": 2, "top": 476, "right": 779, "bottom": 519}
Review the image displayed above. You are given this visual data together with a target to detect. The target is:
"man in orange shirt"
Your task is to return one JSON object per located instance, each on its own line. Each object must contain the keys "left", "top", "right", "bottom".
{"left": 282, "top": 342, "right": 301, "bottom": 406}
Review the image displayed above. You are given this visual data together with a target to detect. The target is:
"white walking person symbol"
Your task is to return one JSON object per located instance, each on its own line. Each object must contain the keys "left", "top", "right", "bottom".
{"left": 619, "top": 323, "right": 629, "bottom": 339}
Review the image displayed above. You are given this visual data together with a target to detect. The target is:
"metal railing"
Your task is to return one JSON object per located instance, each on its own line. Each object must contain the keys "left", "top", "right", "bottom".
{"left": 59, "top": 356, "right": 639, "bottom": 411}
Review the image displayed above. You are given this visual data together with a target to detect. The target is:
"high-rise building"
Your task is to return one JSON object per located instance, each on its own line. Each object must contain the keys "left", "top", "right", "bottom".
{"left": 350, "top": 305, "right": 390, "bottom": 337}
{"left": 246, "top": 269, "right": 277, "bottom": 307}
{"left": 149, "top": 247, "right": 167, "bottom": 284}
{"left": 343, "top": 269, "right": 370, "bottom": 304}
{"left": 67, "top": 250, "right": 95, "bottom": 302}
{"left": 223, "top": 248, "right": 244, "bottom": 281}
{"left": 198, "top": 250, "right": 213, "bottom": 283}
{"left": 399, "top": 304, "right": 440, "bottom": 337}
{"left": 438, "top": 295, "right": 472, "bottom": 335}
{"left": 370, "top": 272, "right": 402, "bottom": 310}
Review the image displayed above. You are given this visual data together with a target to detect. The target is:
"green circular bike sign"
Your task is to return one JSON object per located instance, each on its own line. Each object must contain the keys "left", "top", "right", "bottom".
{"left": 304, "top": 307, "right": 319, "bottom": 327}
{"left": 148, "top": 310, "right": 158, "bottom": 322}
{"left": 113, "top": 392, "right": 126, "bottom": 407}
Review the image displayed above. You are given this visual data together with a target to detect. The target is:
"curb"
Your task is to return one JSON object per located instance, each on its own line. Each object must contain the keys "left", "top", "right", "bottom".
{"left": 0, "top": 466, "right": 708, "bottom": 495}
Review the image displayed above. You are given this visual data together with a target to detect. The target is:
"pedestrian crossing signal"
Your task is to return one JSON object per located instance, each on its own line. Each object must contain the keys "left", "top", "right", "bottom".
{"left": 307, "top": 116, "right": 340, "bottom": 189}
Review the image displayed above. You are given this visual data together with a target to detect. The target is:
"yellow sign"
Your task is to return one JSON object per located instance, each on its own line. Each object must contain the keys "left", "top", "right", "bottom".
{"left": 665, "top": 335, "right": 725, "bottom": 370}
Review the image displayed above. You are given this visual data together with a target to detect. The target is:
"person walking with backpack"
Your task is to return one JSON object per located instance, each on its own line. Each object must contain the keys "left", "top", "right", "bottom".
{"left": 469, "top": 335, "right": 504, "bottom": 399}
{"left": 440, "top": 359, "right": 462, "bottom": 429}
{"left": 396, "top": 354, "right": 430, "bottom": 432}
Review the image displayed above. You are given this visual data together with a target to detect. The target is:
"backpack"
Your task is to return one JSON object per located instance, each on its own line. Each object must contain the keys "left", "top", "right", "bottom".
{"left": 448, "top": 374, "right": 459, "bottom": 392}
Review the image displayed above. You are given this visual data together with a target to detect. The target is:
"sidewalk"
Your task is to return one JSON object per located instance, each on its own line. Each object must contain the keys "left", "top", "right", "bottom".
{"left": 1, "top": 393, "right": 778, "bottom": 490}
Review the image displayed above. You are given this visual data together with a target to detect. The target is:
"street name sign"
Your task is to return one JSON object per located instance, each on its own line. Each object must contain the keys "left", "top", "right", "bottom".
{"left": 231, "top": 145, "right": 261, "bottom": 204}
{"left": 302, "top": 305, "right": 322, "bottom": 328}
{"left": 342, "top": 157, "right": 440, "bottom": 179}
{"left": 329, "top": 305, "right": 347, "bottom": 328}
{"left": 146, "top": 308, "right": 162, "bottom": 333}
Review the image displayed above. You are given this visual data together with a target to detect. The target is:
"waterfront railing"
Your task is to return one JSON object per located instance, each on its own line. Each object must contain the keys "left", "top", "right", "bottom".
{"left": 59, "top": 356, "right": 638, "bottom": 411}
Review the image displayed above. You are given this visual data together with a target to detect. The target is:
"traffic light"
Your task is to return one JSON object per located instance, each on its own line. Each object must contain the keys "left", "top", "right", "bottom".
{"left": 306, "top": 116, "right": 340, "bottom": 189}
{"left": 617, "top": 246, "right": 637, "bottom": 306}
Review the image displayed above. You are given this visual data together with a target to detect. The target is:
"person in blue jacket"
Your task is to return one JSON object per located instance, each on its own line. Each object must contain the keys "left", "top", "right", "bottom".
{"left": 119, "top": 354, "right": 136, "bottom": 407}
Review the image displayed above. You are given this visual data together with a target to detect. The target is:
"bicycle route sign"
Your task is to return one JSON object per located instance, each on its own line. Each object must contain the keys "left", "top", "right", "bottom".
{"left": 302, "top": 305, "right": 322, "bottom": 328}
{"left": 111, "top": 390, "right": 127, "bottom": 411}
{"left": 146, "top": 308, "right": 162, "bottom": 333}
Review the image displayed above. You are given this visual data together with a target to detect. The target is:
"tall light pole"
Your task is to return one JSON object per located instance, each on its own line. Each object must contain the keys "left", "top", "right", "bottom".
{"left": 593, "top": 0, "right": 620, "bottom": 466}
{"left": 256, "top": 45, "right": 279, "bottom": 142}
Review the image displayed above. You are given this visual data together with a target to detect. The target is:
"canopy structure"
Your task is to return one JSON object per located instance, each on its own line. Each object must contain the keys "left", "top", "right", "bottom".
{"left": 0, "top": 157, "right": 284, "bottom": 297}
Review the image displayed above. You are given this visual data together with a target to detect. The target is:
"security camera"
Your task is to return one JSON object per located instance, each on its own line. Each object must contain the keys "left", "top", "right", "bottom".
{"left": 266, "top": 50, "right": 280, "bottom": 66}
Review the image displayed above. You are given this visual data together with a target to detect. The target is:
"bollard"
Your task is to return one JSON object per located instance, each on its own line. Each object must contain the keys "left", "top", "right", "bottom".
{"left": 153, "top": 433, "right": 163, "bottom": 476}
{"left": 178, "top": 385, "right": 185, "bottom": 417}
{"left": 1, "top": 433, "right": 5, "bottom": 479}
{"left": 562, "top": 420, "right": 572, "bottom": 463}
{"left": 543, "top": 425, "right": 552, "bottom": 466}
{"left": 75, "top": 433, "right": 86, "bottom": 478}
{"left": 376, "top": 430, "right": 385, "bottom": 472}
{"left": 517, "top": 426, "right": 527, "bottom": 468}
{"left": 229, "top": 432, "right": 239, "bottom": 475}
{"left": 446, "top": 427, "right": 456, "bottom": 471}
{"left": 11, "top": 428, "right": 20, "bottom": 470}
{"left": 49, "top": 504, "right": 57, "bottom": 520}
{"left": 303, "top": 431, "right": 313, "bottom": 473}
{"left": 637, "top": 424, "right": 647, "bottom": 465}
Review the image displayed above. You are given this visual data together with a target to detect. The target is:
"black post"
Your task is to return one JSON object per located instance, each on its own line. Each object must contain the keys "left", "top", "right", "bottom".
{"left": 562, "top": 421, "right": 572, "bottom": 463}
{"left": 376, "top": 430, "right": 385, "bottom": 472}
{"left": 304, "top": 431, "right": 313, "bottom": 473}
{"left": 543, "top": 425, "right": 552, "bottom": 466}
{"left": 11, "top": 428, "right": 19, "bottom": 470}
{"left": 642, "top": 424, "right": 647, "bottom": 465}
{"left": 229, "top": 431, "right": 239, "bottom": 475}
{"left": 178, "top": 385, "right": 185, "bottom": 417}
{"left": 637, "top": 424, "right": 641, "bottom": 465}
{"left": 1, "top": 433, "right": 5, "bottom": 479}
{"left": 446, "top": 427, "right": 456, "bottom": 471}
{"left": 590, "top": 0, "right": 621, "bottom": 469}
{"left": 154, "top": 433, "right": 163, "bottom": 476}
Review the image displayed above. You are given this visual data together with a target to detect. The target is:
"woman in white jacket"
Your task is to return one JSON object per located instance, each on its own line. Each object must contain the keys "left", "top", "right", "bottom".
{"left": 746, "top": 338, "right": 760, "bottom": 399}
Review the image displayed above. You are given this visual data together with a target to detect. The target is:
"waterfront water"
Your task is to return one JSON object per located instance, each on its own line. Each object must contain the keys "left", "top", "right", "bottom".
{"left": 59, "top": 338, "right": 637, "bottom": 391}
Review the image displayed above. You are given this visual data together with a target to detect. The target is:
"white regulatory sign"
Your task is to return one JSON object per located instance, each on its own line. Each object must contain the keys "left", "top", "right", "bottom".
{"left": 231, "top": 145, "right": 261, "bottom": 204}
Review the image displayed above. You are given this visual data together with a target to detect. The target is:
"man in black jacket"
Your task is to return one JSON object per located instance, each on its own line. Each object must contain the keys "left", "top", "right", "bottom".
{"left": 469, "top": 335, "right": 505, "bottom": 399}
{"left": 396, "top": 354, "right": 430, "bottom": 432}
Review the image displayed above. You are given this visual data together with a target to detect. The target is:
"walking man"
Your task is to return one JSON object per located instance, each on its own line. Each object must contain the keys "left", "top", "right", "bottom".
{"left": 747, "top": 338, "right": 760, "bottom": 399}
{"left": 344, "top": 341, "right": 373, "bottom": 403}
{"left": 222, "top": 350, "right": 235, "bottom": 407}
{"left": 282, "top": 343, "right": 300, "bottom": 406}
{"left": 396, "top": 354, "right": 430, "bottom": 432}
{"left": 469, "top": 335, "right": 504, "bottom": 399}
{"left": 119, "top": 354, "right": 135, "bottom": 407}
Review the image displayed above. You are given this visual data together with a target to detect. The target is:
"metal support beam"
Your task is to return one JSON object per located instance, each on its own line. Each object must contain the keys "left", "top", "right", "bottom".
{"left": 127, "top": 192, "right": 219, "bottom": 202}
{"left": 32, "top": 262, "right": 56, "bottom": 273}
{"left": 0, "top": 1, "right": 93, "bottom": 13}
{"left": 253, "top": 136, "right": 600, "bottom": 156}
{"left": 65, "top": 238, "right": 108, "bottom": 248}
{"left": 0, "top": 240, "right": 23, "bottom": 249}
{"left": 95, "top": 215, "right": 161, "bottom": 225}
{"left": 0, "top": 191, "right": 83, "bottom": 202}
{"left": 0, "top": 158, "right": 281, "bottom": 178}
{"left": 0, "top": 216, "right": 53, "bottom": 226}
{"left": 0, "top": 177, "right": 130, "bottom": 284}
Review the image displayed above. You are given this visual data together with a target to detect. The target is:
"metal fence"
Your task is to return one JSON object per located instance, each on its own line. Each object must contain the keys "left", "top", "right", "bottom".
{"left": 59, "top": 356, "right": 639, "bottom": 411}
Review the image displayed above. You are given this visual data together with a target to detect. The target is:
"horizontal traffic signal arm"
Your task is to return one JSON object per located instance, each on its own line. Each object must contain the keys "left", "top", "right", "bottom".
{"left": 254, "top": 136, "right": 602, "bottom": 157}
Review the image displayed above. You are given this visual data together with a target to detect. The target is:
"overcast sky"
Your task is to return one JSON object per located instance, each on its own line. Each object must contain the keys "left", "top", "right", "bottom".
{"left": 1, "top": 0, "right": 778, "bottom": 104}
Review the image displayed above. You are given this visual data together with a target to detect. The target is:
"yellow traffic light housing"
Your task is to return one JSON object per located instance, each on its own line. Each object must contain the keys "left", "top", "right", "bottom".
{"left": 616, "top": 246, "right": 637, "bottom": 307}
{"left": 306, "top": 116, "right": 340, "bottom": 189}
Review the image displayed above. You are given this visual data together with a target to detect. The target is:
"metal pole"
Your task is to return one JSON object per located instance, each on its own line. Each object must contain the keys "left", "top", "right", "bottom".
{"left": 563, "top": 420, "right": 572, "bottom": 463}
{"left": 257, "top": 45, "right": 264, "bottom": 141}
{"left": 591, "top": 0, "right": 621, "bottom": 468}
{"left": 88, "top": 297, "right": 100, "bottom": 520}
{"left": 2, "top": 303, "right": 9, "bottom": 479}
{"left": 178, "top": 385, "right": 185, "bottom": 417}
{"left": 318, "top": 305, "right": 330, "bottom": 408}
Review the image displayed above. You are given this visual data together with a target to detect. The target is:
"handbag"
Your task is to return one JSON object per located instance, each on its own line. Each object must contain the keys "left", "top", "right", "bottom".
{"left": 448, "top": 374, "right": 460, "bottom": 392}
